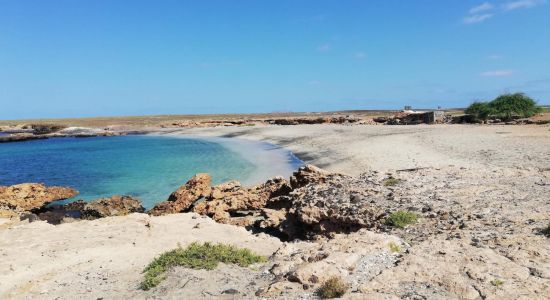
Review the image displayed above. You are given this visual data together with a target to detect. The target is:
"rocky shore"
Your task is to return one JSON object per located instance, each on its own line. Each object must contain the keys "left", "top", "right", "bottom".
{"left": 1, "top": 161, "right": 549, "bottom": 299}
{"left": 0, "top": 124, "right": 121, "bottom": 143}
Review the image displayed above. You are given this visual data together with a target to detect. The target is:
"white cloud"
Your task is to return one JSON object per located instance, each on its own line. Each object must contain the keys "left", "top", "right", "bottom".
{"left": 316, "top": 44, "right": 331, "bottom": 52}
{"left": 463, "top": 13, "right": 494, "bottom": 24}
{"left": 462, "top": 0, "right": 545, "bottom": 24}
{"left": 480, "top": 70, "right": 514, "bottom": 77}
{"left": 354, "top": 52, "right": 367, "bottom": 60}
{"left": 502, "top": 0, "right": 546, "bottom": 11}
{"left": 470, "top": 2, "right": 495, "bottom": 14}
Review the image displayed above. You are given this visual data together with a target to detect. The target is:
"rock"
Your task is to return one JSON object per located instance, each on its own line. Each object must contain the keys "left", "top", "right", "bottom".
{"left": 191, "top": 177, "right": 291, "bottom": 218}
{"left": 271, "top": 230, "right": 403, "bottom": 289}
{"left": 0, "top": 183, "right": 78, "bottom": 217}
{"left": 149, "top": 173, "right": 211, "bottom": 216}
{"left": 0, "top": 133, "right": 48, "bottom": 143}
{"left": 81, "top": 196, "right": 145, "bottom": 219}
{"left": 289, "top": 165, "right": 332, "bottom": 189}
{"left": 258, "top": 208, "right": 287, "bottom": 228}
{"left": 19, "top": 213, "right": 40, "bottom": 223}
{"left": 30, "top": 124, "right": 66, "bottom": 135}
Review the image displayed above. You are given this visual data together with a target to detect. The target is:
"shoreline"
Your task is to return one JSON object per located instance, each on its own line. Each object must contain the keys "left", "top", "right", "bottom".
{"left": 145, "top": 133, "right": 304, "bottom": 186}
{"left": 1, "top": 123, "right": 550, "bottom": 299}
{"left": 152, "top": 123, "right": 550, "bottom": 174}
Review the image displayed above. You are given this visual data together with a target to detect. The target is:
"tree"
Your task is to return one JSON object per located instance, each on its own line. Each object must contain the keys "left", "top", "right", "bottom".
{"left": 488, "top": 93, "right": 541, "bottom": 120}
{"left": 465, "top": 101, "right": 492, "bottom": 121}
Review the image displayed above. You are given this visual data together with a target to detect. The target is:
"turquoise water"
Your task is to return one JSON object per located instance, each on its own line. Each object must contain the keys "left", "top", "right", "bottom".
{"left": 0, "top": 135, "right": 301, "bottom": 208}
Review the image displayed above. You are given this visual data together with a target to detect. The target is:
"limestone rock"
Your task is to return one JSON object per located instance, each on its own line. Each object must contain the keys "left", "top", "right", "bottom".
{"left": 0, "top": 183, "right": 77, "bottom": 217}
{"left": 191, "top": 177, "right": 291, "bottom": 218}
{"left": 149, "top": 173, "right": 211, "bottom": 216}
{"left": 289, "top": 164, "right": 332, "bottom": 189}
{"left": 81, "top": 195, "right": 145, "bottom": 219}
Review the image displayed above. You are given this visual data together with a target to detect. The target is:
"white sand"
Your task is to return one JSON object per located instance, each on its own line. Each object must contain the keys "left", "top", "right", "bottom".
{"left": 0, "top": 213, "right": 282, "bottom": 299}
{"left": 168, "top": 124, "right": 550, "bottom": 175}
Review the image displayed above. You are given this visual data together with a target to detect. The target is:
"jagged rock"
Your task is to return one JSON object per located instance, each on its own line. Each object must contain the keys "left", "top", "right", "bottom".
{"left": 0, "top": 183, "right": 78, "bottom": 217}
{"left": 258, "top": 208, "right": 287, "bottom": 229}
{"left": 271, "top": 230, "right": 403, "bottom": 287}
{"left": 149, "top": 173, "right": 211, "bottom": 216}
{"left": 288, "top": 172, "right": 385, "bottom": 237}
{"left": 289, "top": 165, "right": 332, "bottom": 189}
{"left": 191, "top": 177, "right": 291, "bottom": 218}
{"left": 80, "top": 195, "right": 145, "bottom": 219}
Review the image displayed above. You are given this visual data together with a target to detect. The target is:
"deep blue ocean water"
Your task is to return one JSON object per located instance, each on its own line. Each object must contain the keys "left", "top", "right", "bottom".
{"left": 0, "top": 135, "right": 301, "bottom": 208}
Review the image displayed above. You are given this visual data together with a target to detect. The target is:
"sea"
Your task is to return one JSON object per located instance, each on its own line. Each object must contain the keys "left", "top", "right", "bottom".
{"left": 0, "top": 135, "right": 302, "bottom": 208}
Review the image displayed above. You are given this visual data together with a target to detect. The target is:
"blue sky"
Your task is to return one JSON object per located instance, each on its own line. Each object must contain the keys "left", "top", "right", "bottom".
{"left": 0, "top": 0, "right": 549, "bottom": 119}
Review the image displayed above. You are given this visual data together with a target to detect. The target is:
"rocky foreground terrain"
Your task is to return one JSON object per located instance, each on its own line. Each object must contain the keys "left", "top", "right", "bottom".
{"left": 1, "top": 162, "right": 549, "bottom": 299}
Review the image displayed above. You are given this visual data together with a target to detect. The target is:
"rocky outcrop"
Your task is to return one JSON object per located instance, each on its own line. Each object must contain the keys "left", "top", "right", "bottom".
{"left": 147, "top": 165, "right": 387, "bottom": 239}
{"left": 80, "top": 195, "right": 145, "bottom": 219}
{"left": 36, "top": 196, "right": 145, "bottom": 224}
{"left": 0, "top": 133, "right": 49, "bottom": 143}
{"left": 267, "top": 116, "right": 361, "bottom": 126}
{"left": 149, "top": 173, "right": 211, "bottom": 216}
{"left": 31, "top": 124, "right": 67, "bottom": 135}
{"left": 0, "top": 183, "right": 78, "bottom": 217}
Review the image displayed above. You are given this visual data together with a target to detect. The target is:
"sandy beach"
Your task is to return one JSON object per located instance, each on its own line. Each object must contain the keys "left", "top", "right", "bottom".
{"left": 1, "top": 123, "right": 550, "bottom": 299}
{"left": 167, "top": 124, "right": 550, "bottom": 174}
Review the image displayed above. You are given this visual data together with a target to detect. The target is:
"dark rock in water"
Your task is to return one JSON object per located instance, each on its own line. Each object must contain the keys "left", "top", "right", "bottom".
{"left": 0, "top": 133, "right": 48, "bottom": 143}
{"left": 81, "top": 195, "right": 145, "bottom": 219}
{"left": 36, "top": 197, "right": 144, "bottom": 224}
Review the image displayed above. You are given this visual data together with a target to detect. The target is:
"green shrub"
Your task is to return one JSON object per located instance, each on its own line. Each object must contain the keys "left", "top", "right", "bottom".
{"left": 491, "top": 279, "right": 504, "bottom": 287}
{"left": 140, "top": 242, "right": 267, "bottom": 290}
{"left": 542, "top": 222, "right": 550, "bottom": 237}
{"left": 386, "top": 211, "right": 418, "bottom": 229}
{"left": 318, "top": 277, "right": 348, "bottom": 299}
{"left": 488, "top": 93, "right": 541, "bottom": 120}
{"left": 465, "top": 93, "right": 541, "bottom": 121}
{"left": 465, "top": 101, "right": 492, "bottom": 121}
{"left": 388, "top": 242, "right": 402, "bottom": 253}
{"left": 384, "top": 178, "right": 401, "bottom": 186}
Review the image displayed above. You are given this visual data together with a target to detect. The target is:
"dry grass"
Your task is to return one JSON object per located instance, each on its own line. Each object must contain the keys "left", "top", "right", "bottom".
{"left": 0, "top": 110, "right": 398, "bottom": 127}
{"left": 318, "top": 277, "right": 348, "bottom": 299}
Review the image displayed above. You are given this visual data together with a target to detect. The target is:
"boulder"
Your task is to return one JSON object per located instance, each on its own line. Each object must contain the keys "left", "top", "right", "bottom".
{"left": 0, "top": 183, "right": 78, "bottom": 217}
{"left": 289, "top": 165, "right": 332, "bottom": 189}
{"left": 80, "top": 195, "right": 145, "bottom": 219}
{"left": 149, "top": 173, "right": 211, "bottom": 216}
{"left": 192, "top": 177, "right": 291, "bottom": 217}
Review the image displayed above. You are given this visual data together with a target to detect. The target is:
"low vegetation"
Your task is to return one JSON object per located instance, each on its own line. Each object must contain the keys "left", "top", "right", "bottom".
{"left": 318, "top": 276, "right": 348, "bottom": 299}
{"left": 542, "top": 222, "right": 550, "bottom": 237}
{"left": 465, "top": 101, "right": 492, "bottom": 122}
{"left": 465, "top": 93, "right": 542, "bottom": 121}
{"left": 140, "top": 242, "right": 267, "bottom": 290}
{"left": 384, "top": 177, "right": 401, "bottom": 186}
{"left": 491, "top": 279, "right": 505, "bottom": 287}
{"left": 388, "top": 242, "right": 402, "bottom": 253}
{"left": 386, "top": 211, "right": 418, "bottom": 229}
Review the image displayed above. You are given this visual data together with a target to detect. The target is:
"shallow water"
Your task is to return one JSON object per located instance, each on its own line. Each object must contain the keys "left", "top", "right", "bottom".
{"left": 0, "top": 135, "right": 302, "bottom": 208}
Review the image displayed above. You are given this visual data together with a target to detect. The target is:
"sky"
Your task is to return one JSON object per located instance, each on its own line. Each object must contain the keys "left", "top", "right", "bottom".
{"left": 0, "top": 0, "right": 549, "bottom": 119}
